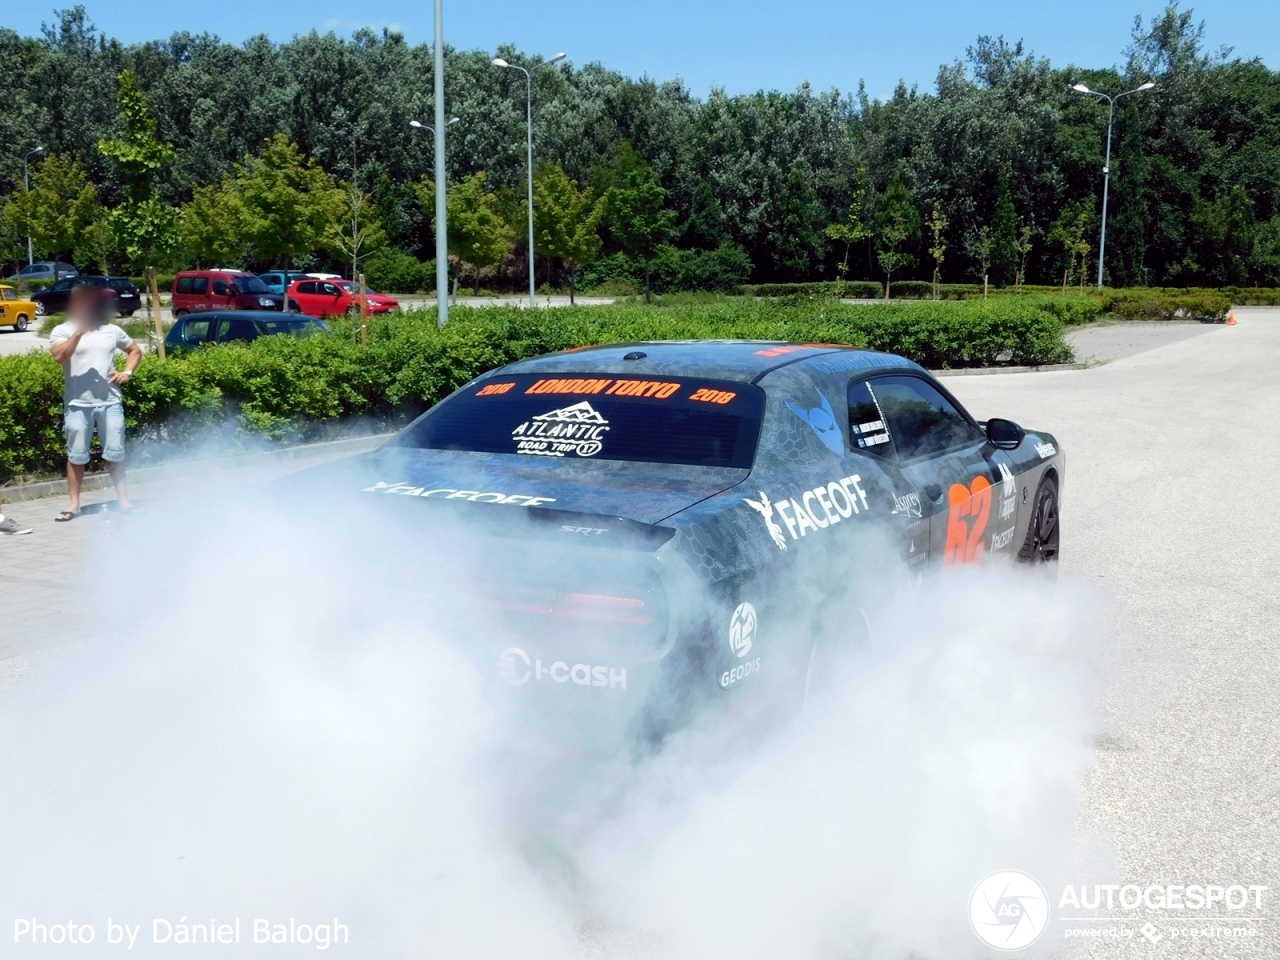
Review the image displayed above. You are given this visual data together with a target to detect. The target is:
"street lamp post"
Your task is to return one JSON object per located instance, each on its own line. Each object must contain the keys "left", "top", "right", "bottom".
{"left": 409, "top": 117, "right": 460, "bottom": 316}
{"left": 1071, "top": 81, "right": 1155, "bottom": 289}
{"left": 23, "top": 145, "right": 44, "bottom": 267}
{"left": 431, "top": 0, "right": 448, "bottom": 327}
{"left": 493, "top": 52, "right": 565, "bottom": 308}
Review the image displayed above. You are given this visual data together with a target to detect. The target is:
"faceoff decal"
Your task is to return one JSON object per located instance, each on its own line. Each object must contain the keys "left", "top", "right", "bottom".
{"left": 362, "top": 481, "right": 556, "bottom": 506}
{"left": 784, "top": 393, "right": 844, "bottom": 455}
{"left": 512, "top": 401, "right": 610, "bottom": 457}
{"left": 745, "top": 475, "right": 870, "bottom": 551}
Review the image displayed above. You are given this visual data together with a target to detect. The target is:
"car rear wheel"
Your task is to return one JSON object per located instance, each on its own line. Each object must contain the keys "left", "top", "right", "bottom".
{"left": 15, "top": 315, "right": 29, "bottom": 332}
{"left": 1018, "top": 475, "right": 1060, "bottom": 566}
{"left": 120, "top": 310, "right": 135, "bottom": 318}
{"left": 35, "top": 301, "right": 46, "bottom": 316}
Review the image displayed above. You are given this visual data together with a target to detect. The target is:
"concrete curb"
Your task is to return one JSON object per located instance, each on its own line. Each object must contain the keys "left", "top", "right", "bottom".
{"left": 931, "top": 362, "right": 1089, "bottom": 377}
{"left": 1, "top": 432, "right": 393, "bottom": 503}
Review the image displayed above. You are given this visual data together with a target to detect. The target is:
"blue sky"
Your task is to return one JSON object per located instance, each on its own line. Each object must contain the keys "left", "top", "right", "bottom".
{"left": 8, "top": 1, "right": 1274, "bottom": 98}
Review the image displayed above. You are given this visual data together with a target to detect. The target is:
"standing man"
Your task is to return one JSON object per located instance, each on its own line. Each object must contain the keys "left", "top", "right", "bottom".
{"left": 49, "top": 285, "right": 142, "bottom": 521}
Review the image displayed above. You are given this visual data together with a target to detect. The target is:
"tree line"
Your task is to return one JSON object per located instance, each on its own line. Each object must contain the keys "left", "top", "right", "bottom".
{"left": 1, "top": 3, "right": 1277, "bottom": 291}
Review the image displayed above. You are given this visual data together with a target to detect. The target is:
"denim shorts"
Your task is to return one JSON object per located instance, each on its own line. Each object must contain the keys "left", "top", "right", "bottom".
{"left": 64, "top": 403, "right": 126, "bottom": 465}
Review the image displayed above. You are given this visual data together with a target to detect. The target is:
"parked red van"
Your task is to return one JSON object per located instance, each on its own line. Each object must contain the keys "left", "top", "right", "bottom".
{"left": 171, "top": 270, "right": 286, "bottom": 316}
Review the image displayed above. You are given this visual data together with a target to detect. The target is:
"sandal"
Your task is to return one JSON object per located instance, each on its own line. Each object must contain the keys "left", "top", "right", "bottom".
{"left": 55, "top": 510, "right": 80, "bottom": 522}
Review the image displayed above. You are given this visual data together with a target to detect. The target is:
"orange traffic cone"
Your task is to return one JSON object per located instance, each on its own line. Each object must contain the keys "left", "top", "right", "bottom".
{"left": 1227, "top": 312, "right": 1237, "bottom": 325}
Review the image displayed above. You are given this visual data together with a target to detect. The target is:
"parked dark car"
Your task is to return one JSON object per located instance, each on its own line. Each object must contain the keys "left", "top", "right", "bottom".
{"left": 164, "top": 311, "right": 329, "bottom": 352}
{"left": 257, "top": 271, "right": 311, "bottom": 298}
{"left": 4, "top": 261, "right": 78, "bottom": 284}
{"left": 171, "top": 270, "right": 285, "bottom": 315}
{"left": 32, "top": 275, "right": 142, "bottom": 317}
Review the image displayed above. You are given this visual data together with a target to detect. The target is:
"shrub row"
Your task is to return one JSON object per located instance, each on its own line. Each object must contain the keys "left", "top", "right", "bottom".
{"left": 0, "top": 297, "right": 1076, "bottom": 482}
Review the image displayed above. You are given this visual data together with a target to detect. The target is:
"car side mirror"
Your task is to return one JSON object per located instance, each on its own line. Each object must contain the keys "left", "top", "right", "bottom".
{"left": 985, "top": 417, "right": 1025, "bottom": 450}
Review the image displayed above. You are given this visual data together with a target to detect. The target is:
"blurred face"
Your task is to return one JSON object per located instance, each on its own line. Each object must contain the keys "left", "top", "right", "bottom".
{"left": 69, "top": 286, "right": 107, "bottom": 325}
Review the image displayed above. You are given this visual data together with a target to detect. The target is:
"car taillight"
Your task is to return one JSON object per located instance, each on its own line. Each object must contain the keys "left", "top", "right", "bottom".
{"left": 558, "top": 592, "right": 653, "bottom": 625}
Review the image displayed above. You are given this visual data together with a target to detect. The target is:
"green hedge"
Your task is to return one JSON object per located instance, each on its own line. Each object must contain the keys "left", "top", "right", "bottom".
{"left": 0, "top": 298, "right": 1076, "bottom": 482}
{"left": 744, "top": 280, "right": 884, "bottom": 299}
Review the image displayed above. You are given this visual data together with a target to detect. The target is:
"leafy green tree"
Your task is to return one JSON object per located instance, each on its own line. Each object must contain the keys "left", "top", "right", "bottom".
{"left": 927, "top": 203, "right": 948, "bottom": 299}
{"left": 418, "top": 172, "right": 513, "bottom": 295}
{"left": 98, "top": 70, "right": 178, "bottom": 272}
{"left": 178, "top": 178, "right": 247, "bottom": 266}
{"left": 966, "top": 226, "right": 994, "bottom": 299}
{"left": 533, "top": 163, "right": 605, "bottom": 304}
{"left": 237, "top": 135, "right": 343, "bottom": 270}
{"left": 874, "top": 174, "right": 920, "bottom": 300}
{"left": 598, "top": 143, "right": 676, "bottom": 302}
{"left": 825, "top": 169, "right": 872, "bottom": 294}
{"left": 5, "top": 153, "right": 99, "bottom": 263}
{"left": 1191, "top": 185, "right": 1256, "bottom": 285}
{"left": 771, "top": 168, "right": 827, "bottom": 280}
{"left": 1014, "top": 222, "right": 1035, "bottom": 292}
{"left": 990, "top": 168, "right": 1019, "bottom": 286}
{"left": 1049, "top": 201, "right": 1093, "bottom": 291}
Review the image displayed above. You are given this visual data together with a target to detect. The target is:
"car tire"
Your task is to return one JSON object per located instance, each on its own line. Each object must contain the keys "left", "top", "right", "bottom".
{"left": 120, "top": 310, "right": 135, "bottom": 318}
{"left": 173, "top": 309, "right": 187, "bottom": 319}
{"left": 15, "top": 315, "right": 29, "bottom": 332}
{"left": 346, "top": 304, "right": 362, "bottom": 321}
{"left": 35, "top": 301, "right": 47, "bottom": 316}
{"left": 287, "top": 299, "right": 300, "bottom": 313}
{"left": 1017, "top": 474, "right": 1060, "bottom": 566}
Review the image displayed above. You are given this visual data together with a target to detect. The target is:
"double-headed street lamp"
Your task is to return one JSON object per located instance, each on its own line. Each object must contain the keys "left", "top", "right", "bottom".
{"left": 493, "top": 52, "right": 565, "bottom": 309}
{"left": 410, "top": 115, "right": 460, "bottom": 314}
{"left": 23, "top": 145, "right": 44, "bottom": 266}
{"left": 1071, "top": 81, "right": 1155, "bottom": 289}
{"left": 409, "top": 117, "right": 459, "bottom": 138}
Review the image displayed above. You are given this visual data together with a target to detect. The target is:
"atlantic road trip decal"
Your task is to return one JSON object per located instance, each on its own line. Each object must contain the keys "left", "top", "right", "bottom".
{"left": 362, "top": 481, "right": 556, "bottom": 506}
{"left": 512, "top": 401, "right": 611, "bottom": 457}
{"left": 745, "top": 474, "right": 871, "bottom": 551}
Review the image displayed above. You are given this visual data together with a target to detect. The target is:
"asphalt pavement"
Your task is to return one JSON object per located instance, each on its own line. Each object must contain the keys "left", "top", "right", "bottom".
{"left": 0, "top": 311, "right": 1274, "bottom": 956}
{"left": 950, "top": 308, "right": 1279, "bottom": 958}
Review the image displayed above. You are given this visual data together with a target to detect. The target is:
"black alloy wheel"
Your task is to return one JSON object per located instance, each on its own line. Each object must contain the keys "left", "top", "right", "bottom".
{"left": 1018, "top": 475, "right": 1060, "bottom": 565}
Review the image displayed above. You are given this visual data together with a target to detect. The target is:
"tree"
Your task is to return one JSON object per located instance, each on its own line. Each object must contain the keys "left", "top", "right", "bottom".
{"left": 966, "top": 226, "right": 994, "bottom": 299}
{"left": 98, "top": 70, "right": 178, "bottom": 272}
{"left": 237, "top": 135, "right": 343, "bottom": 270}
{"left": 5, "top": 153, "right": 99, "bottom": 262}
{"left": 771, "top": 168, "right": 827, "bottom": 280}
{"left": 927, "top": 203, "right": 948, "bottom": 299}
{"left": 1049, "top": 201, "right": 1093, "bottom": 292}
{"left": 533, "top": 163, "right": 605, "bottom": 304}
{"left": 328, "top": 181, "right": 386, "bottom": 282}
{"left": 1014, "top": 222, "right": 1035, "bottom": 292}
{"left": 598, "top": 143, "right": 676, "bottom": 302}
{"left": 874, "top": 174, "right": 920, "bottom": 300}
{"left": 825, "top": 169, "right": 872, "bottom": 294}
{"left": 990, "top": 168, "right": 1019, "bottom": 286}
{"left": 418, "top": 172, "right": 513, "bottom": 295}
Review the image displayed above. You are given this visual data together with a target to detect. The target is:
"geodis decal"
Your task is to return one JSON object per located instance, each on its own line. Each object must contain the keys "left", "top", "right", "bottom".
{"left": 745, "top": 474, "right": 870, "bottom": 551}
{"left": 722, "top": 602, "right": 761, "bottom": 689}
{"left": 512, "top": 401, "right": 610, "bottom": 457}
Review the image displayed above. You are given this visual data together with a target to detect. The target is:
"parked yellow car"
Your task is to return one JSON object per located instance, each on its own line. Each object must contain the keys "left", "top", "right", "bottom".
{"left": 0, "top": 284, "right": 36, "bottom": 331}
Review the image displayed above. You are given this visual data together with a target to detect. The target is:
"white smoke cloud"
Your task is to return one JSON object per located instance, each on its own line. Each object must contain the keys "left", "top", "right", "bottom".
{"left": 0, "top": 484, "right": 1106, "bottom": 959}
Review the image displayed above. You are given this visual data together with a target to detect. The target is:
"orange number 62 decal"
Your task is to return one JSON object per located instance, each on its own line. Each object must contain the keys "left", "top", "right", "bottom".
{"left": 944, "top": 475, "right": 992, "bottom": 565}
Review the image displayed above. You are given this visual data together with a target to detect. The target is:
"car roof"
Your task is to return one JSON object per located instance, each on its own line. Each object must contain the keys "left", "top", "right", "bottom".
{"left": 184, "top": 311, "right": 321, "bottom": 321}
{"left": 493, "top": 340, "right": 921, "bottom": 384}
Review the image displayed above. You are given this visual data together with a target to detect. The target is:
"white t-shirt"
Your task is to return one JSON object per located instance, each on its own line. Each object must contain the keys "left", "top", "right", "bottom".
{"left": 49, "top": 322, "right": 134, "bottom": 407}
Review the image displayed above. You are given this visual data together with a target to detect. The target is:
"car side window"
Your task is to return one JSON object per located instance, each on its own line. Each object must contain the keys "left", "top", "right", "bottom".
{"left": 176, "top": 277, "right": 193, "bottom": 294}
{"left": 183, "top": 319, "right": 212, "bottom": 343}
{"left": 866, "top": 375, "right": 983, "bottom": 460}
{"left": 321, "top": 283, "right": 340, "bottom": 295}
{"left": 213, "top": 279, "right": 230, "bottom": 296}
{"left": 847, "top": 379, "right": 897, "bottom": 458}
{"left": 192, "top": 277, "right": 209, "bottom": 294}
{"left": 297, "top": 281, "right": 317, "bottom": 294}
{"left": 2, "top": 288, "right": 15, "bottom": 301}
{"left": 53, "top": 278, "right": 74, "bottom": 292}
{"left": 216, "top": 318, "right": 258, "bottom": 343}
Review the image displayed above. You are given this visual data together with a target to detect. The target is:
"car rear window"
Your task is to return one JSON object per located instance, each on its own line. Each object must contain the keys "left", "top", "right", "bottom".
{"left": 398, "top": 373, "right": 764, "bottom": 468}
{"left": 258, "top": 319, "right": 326, "bottom": 337}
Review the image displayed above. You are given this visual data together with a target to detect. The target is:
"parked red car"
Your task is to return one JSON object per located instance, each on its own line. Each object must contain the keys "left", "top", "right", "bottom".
{"left": 172, "top": 270, "right": 285, "bottom": 316}
{"left": 286, "top": 279, "right": 400, "bottom": 318}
